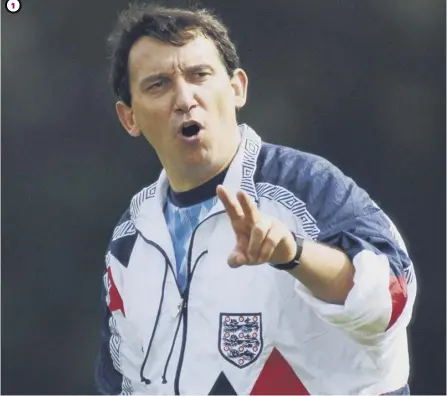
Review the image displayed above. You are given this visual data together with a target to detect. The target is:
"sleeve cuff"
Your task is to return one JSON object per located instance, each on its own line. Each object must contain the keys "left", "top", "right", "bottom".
{"left": 294, "top": 249, "right": 392, "bottom": 341}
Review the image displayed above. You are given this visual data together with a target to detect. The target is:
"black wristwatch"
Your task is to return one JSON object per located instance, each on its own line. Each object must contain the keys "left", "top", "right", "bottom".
{"left": 272, "top": 232, "right": 304, "bottom": 270}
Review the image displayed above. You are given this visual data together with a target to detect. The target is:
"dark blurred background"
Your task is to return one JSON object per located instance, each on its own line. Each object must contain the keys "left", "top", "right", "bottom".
{"left": 2, "top": 0, "right": 445, "bottom": 394}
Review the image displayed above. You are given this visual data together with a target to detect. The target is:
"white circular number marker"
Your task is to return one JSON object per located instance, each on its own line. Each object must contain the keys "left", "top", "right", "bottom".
{"left": 5, "top": 0, "right": 21, "bottom": 13}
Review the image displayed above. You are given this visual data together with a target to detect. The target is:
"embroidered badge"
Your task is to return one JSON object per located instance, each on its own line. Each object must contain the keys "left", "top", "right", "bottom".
{"left": 219, "top": 313, "right": 263, "bottom": 369}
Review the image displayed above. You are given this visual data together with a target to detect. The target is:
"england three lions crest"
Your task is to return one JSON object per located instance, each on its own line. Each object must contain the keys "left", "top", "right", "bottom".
{"left": 219, "top": 313, "right": 263, "bottom": 369}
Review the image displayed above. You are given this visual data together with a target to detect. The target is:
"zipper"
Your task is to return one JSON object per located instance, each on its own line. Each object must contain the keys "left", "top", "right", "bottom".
{"left": 137, "top": 210, "right": 225, "bottom": 392}
{"left": 171, "top": 300, "right": 184, "bottom": 319}
{"left": 137, "top": 234, "right": 182, "bottom": 296}
{"left": 161, "top": 305, "right": 184, "bottom": 384}
{"left": 174, "top": 210, "right": 225, "bottom": 395}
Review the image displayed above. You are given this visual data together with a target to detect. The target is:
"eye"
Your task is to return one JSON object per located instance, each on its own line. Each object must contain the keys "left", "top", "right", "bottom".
{"left": 194, "top": 71, "right": 211, "bottom": 79}
{"left": 148, "top": 81, "right": 163, "bottom": 90}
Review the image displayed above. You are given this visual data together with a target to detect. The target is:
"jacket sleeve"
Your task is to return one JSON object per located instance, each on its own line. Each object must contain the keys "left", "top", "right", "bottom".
{"left": 94, "top": 268, "right": 132, "bottom": 395}
{"left": 94, "top": 211, "right": 145, "bottom": 394}
{"left": 293, "top": 159, "right": 417, "bottom": 342}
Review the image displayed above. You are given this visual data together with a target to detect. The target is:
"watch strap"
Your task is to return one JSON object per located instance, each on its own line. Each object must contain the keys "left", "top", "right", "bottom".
{"left": 272, "top": 232, "right": 304, "bottom": 271}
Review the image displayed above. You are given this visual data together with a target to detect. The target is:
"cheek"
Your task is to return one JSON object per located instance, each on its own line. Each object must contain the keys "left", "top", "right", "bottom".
{"left": 132, "top": 103, "right": 170, "bottom": 144}
{"left": 134, "top": 93, "right": 169, "bottom": 121}
{"left": 208, "top": 84, "right": 235, "bottom": 114}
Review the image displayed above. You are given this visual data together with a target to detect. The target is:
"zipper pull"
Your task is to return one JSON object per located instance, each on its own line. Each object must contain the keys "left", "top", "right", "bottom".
{"left": 171, "top": 300, "right": 183, "bottom": 318}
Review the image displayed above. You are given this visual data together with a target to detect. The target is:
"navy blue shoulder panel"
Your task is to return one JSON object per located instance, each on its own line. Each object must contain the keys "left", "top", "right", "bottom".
{"left": 108, "top": 208, "right": 138, "bottom": 268}
{"left": 254, "top": 142, "right": 373, "bottom": 228}
{"left": 254, "top": 142, "right": 413, "bottom": 279}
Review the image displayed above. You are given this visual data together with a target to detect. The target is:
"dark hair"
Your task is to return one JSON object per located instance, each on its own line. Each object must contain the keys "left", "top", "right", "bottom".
{"left": 107, "top": 3, "right": 240, "bottom": 106}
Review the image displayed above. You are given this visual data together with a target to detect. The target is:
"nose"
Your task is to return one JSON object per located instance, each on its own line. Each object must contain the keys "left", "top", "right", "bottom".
{"left": 173, "top": 80, "right": 198, "bottom": 114}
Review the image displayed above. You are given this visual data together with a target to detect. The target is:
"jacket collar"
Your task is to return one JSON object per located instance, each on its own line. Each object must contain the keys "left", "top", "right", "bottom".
{"left": 132, "top": 124, "right": 262, "bottom": 225}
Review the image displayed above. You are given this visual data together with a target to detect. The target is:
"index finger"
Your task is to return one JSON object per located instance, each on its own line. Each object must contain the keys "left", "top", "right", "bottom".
{"left": 216, "top": 185, "right": 244, "bottom": 221}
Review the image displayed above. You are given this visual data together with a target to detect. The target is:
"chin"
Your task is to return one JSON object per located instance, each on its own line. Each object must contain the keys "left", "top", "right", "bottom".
{"left": 183, "top": 152, "right": 213, "bottom": 167}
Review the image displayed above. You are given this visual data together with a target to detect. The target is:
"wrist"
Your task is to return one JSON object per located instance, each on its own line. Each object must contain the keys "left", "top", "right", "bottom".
{"left": 272, "top": 232, "right": 304, "bottom": 271}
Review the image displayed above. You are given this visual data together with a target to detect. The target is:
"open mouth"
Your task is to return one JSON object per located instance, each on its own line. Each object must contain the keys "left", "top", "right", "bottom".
{"left": 180, "top": 122, "right": 202, "bottom": 138}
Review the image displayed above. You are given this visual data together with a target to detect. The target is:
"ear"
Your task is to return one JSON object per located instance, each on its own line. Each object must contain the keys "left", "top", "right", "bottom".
{"left": 115, "top": 101, "right": 141, "bottom": 137}
{"left": 230, "top": 68, "right": 248, "bottom": 110}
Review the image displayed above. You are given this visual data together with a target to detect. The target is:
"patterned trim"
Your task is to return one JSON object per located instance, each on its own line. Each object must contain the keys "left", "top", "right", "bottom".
{"left": 104, "top": 252, "right": 112, "bottom": 305}
{"left": 112, "top": 220, "right": 136, "bottom": 241}
{"left": 109, "top": 315, "right": 134, "bottom": 394}
{"left": 130, "top": 182, "right": 158, "bottom": 221}
{"left": 241, "top": 135, "right": 261, "bottom": 200}
{"left": 256, "top": 182, "right": 320, "bottom": 240}
{"left": 404, "top": 265, "right": 415, "bottom": 284}
{"left": 121, "top": 377, "right": 133, "bottom": 395}
{"left": 105, "top": 254, "right": 134, "bottom": 393}
{"left": 105, "top": 251, "right": 112, "bottom": 266}
{"left": 109, "top": 316, "right": 121, "bottom": 372}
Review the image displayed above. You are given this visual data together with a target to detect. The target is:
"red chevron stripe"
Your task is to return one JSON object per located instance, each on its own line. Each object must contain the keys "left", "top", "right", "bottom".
{"left": 386, "top": 274, "right": 407, "bottom": 331}
{"left": 107, "top": 267, "right": 125, "bottom": 316}
{"left": 250, "top": 347, "right": 309, "bottom": 395}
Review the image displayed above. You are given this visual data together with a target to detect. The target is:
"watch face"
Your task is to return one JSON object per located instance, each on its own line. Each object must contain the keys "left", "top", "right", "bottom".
{"left": 293, "top": 235, "right": 304, "bottom": 261}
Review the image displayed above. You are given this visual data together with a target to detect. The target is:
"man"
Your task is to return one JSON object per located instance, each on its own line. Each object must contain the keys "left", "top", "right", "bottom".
{"left": 95, "top": 4, "right": 416, "bottom": 395}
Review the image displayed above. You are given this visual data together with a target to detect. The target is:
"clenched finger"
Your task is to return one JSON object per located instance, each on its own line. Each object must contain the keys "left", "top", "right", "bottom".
{"left": 247, "top": 219, "right": 272, "bottom": 262}
{"left": 258, "top": 226, "right": 284, "bottom": 263}
{"left": 228, "top": 250, "right": 247, "bottom": 268}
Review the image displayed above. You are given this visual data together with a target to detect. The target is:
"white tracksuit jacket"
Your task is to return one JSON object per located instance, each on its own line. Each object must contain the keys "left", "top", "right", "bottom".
{"left": 95, "top": 125, "right": 416, "bottom": 395}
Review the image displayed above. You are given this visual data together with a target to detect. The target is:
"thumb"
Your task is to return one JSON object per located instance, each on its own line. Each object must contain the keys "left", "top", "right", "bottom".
{"left": 228, "top": 250, "right": 246, "bottom": 268}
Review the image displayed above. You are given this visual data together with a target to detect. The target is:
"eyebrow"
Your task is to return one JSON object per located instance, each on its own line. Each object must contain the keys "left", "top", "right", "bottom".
{"left": 139, "top": 73, "right": 167, "bottom": 88}
{"left": 185, "top": 64, "right": 215, "bottom": 73}
{"left": 139, "top": 64, "right": 215, "bottom": 88}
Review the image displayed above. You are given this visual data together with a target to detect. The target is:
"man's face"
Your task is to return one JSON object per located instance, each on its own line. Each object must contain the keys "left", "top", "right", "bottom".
{"left": 117, "top": 34, "right": 247, "bottom": 188}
